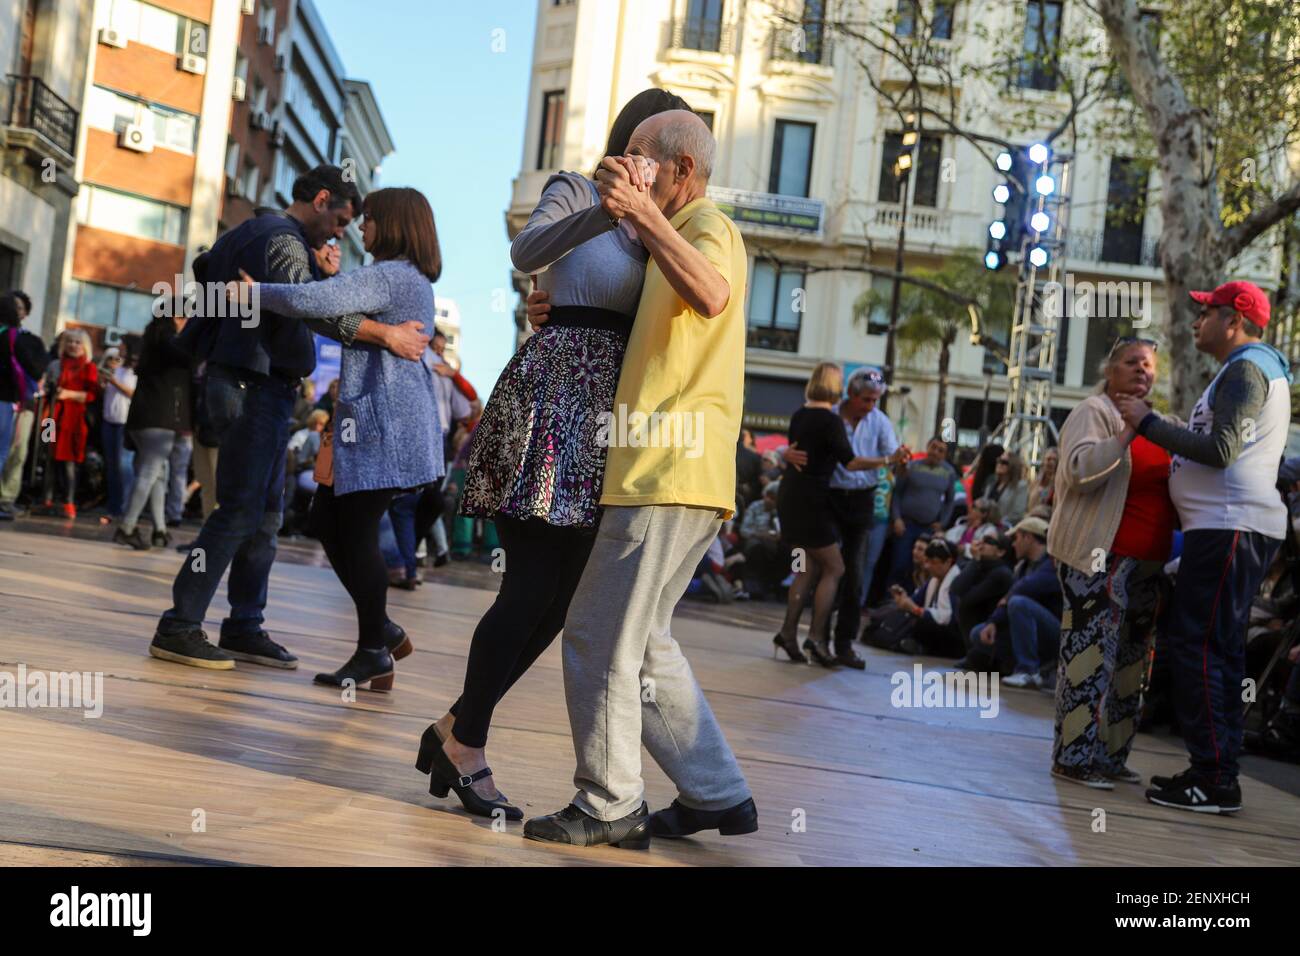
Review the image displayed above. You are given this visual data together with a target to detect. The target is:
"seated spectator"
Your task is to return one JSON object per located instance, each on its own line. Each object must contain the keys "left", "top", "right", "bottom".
{"left": 945, "top": 497, "right": 1001, "bottom": 560}
{"left": 1028, "top": 447, "right": 1058, "bottom": 515}
{"left": 739, "top": 481, "right": 783, "bottom": 599}
{"left": 986, "top": 450, "right": 1029, "bottom": 525}
{"left": 950, "top": 531, "right": 1015, "bottom": 645}
{"left": 891, "top": 538, "right": 963, "bottom": 657}
{"left": 284, "top": 410, "right": 328, "bottom": 533}
{"left": 909, "top": 532, "right": 932, "bottom": 590}
{"left": 960, "top": 516, "right": 1060, "bottom": 682}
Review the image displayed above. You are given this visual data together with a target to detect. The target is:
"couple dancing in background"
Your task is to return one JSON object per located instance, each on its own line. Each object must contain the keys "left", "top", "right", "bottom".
{"left": 415, "top": 89, "right": 759, "bottom": 849}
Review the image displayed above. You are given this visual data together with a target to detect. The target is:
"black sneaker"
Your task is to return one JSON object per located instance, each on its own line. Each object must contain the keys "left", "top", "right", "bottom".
{"left": 1149, "top": 767, "right": 1196, "bottom": 790}
{"left": 1145, "top": 774, "right": 1242, "bottom": 814}
{"left": 218, "top": 630, "right": 299, "bottom": 669}
{"left": 150, "top": 629, "right": 235, "bottom": 670}
{"left": 152, "top": 529, "right": 171, "bottom": 548}
{"left": 833, "top": 646, "right": 867, "bottom": 670}
{"left": 114, "top": 527, "right": 150, "bottom": 551}
{"left": 524, "top": 802, "right": 651, "bottom": 850}
{"left": 650, "top": 797, "right": 759, "bottom": 838}
{"left": 0, "top": 504, "right": 14, "bottom": 522}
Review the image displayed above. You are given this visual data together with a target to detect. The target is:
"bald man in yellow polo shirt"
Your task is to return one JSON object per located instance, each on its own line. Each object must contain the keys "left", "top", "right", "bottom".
{"left": 525, "top": 111, "right": 757, "bottom": 850}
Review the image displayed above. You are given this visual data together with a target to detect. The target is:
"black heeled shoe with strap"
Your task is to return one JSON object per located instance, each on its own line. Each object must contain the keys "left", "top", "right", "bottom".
{"left": 415, "top": 723, "right": 524, "bottom": 822}
{"left": 772, "top": 632, "right": 807, "bottom": 663}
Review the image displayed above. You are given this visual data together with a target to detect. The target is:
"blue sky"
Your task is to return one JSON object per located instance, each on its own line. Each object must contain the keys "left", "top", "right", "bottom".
{"left": 313, "top": 0, "right": 537, "bottom": 393}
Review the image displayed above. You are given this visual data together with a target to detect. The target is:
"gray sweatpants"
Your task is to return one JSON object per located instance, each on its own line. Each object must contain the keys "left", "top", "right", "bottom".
{"left": 563, "top": 504, "right": 751, "bottom": 821}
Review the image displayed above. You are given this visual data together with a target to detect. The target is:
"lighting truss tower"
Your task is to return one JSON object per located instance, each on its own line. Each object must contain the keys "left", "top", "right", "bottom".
{"left": 993, "top": 152, "right": 1073, "bottom": 468}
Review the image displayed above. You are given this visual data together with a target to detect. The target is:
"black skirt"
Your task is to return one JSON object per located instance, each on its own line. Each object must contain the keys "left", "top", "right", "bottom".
{"left": 777, "top": 472, "right": 838, "bottom": 550}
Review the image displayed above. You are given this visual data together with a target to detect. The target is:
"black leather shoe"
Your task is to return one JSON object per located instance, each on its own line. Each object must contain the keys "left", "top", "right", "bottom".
{"left": 803, "top": 637, "right": 836, "bottom": 668}
{"left": 834, "top": 646, "right": 867, "bottom": 670}
{"left": 649, "top": 797, "right": 758, "bottom": 838}
{"left": 218, "top": 630, "right": 299, "bottom": 669}
{"left": 313, "top": 647, "right": 394, "bottom": 691}
{"left": 152, "top": 529, "right": 171, "bottom": 548}
{"left": 415, "top": 723, "right": 523, "bottom": 821}
{"left": 113, "top": 527, "right": 150, "bottom": 551}
{"left": 384, "top": 620, "right": 414, "bottom": 660}
{"left": 524, "top": 802, "right": 651, "bottom": 849}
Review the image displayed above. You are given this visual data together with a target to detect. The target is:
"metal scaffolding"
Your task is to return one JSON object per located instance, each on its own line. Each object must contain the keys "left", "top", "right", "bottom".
{"left": 992, "top": 154, "right": 1073, "bottom": 468}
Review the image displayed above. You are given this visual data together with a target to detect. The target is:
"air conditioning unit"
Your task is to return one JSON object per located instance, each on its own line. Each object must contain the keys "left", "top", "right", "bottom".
{"left": 250, "top": 110, "right": 270, "bottom": 130}
{"left": 270, "top": 123, "right": 286, "bottom": 148}
{"left": 120, "top": 123, "right": 155, "bottom": 153}
{"left": 231, "top": 76, "right": 247, "bottom": 101}
{"left": 180, "top": 53, "right": 207, "bottom": 75}
{"left": 241, "top": 0, "right": 256, "bottom": 14}
{"left": 258, "top": 25, "right": 273, "bottom": 45}
{"left": 226, "top": 176, "right": 242, "bottom": 198}
{"left": 273, "top": 53, "right": 287, "bottom": 73}
{"left": 98, "top": 28, "right": 127, "bottom": 49}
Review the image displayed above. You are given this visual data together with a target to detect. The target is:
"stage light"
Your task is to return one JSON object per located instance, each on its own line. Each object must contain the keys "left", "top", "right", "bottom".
{"left": 896, "top": 152, "right": 913, "bottom": 172}
{"left": 996, "top": 151, "right": 1013, "bottom": 172}
{"left": 989, "top": 220, "right": 1007, "bottom": 240}
{"left": 1029, "top": 142, "right": 1050, "bottom": 164}
{"left": 993, "top": 183, "right": 1011, "bottom": 204}
{"left": 984, "top": 250, "right": 1002, "bottom": 270}
{"left": 1029, "top": 246, "right": 1049, "bottom": 267}
{"left": 902, "top": 130, "right": 919, "bottom": 147}
{"left": 1030, "top": 211, "right": 1050, "bottom": 233}
{"left": 1035, "top": 174, "right": 1055, "bottom": 196}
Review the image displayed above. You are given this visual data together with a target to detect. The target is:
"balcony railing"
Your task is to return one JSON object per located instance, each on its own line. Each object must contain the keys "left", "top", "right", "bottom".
{"left": 1065, "top": 228, "right": 1160, "bottom": 269}
{"left": 5, "top": 74, "right": 79, "bottom": 158}
{"left": 670, "top": 15, "right": 735, "bottom": 55}
{"left": 747, "top": 326, "right": 800, "bottom": 353}
{"left": 770, "top": 24, "right": 833, "bottom": 66}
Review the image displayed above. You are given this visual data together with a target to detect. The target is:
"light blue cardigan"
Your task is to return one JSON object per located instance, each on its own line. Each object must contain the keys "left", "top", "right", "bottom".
{"left": 257, "top": 259, "right": 444, "bottom": 495}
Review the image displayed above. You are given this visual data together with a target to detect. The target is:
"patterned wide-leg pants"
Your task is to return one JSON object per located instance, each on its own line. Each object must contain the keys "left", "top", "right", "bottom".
{"left": 1052, "top": 556, "right": 1162, "bottom": 772}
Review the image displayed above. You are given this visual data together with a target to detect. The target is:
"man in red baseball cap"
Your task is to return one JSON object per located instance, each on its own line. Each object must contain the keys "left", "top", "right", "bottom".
{"left": 1114, "top": 278, "right": 1293, "bottom": 815}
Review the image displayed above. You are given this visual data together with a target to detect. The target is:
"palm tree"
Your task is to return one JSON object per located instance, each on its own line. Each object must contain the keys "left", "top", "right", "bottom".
{"left": 853, "top": 251, "right": 1015, "bottom": 437}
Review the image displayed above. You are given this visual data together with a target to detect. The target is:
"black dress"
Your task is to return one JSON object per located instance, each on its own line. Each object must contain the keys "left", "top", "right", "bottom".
{"left": 777, "top": 406, "right": 855, "bottom": 550}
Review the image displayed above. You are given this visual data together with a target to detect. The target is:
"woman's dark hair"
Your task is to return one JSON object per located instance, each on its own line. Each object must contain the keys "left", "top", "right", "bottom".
{"left": 970, "top": 443, "right": 1004, "bottom": 498}
{"left": 599, "top": 88, "right": 694, "bottom": 171}
{"left": 0, "top": 293, "right": 17, "bottom": 328}
{"left": 292, "top": 164, "right": 362, "bottom": 215}
{"left": 362, "top": 187, "right": 442, "bottom": 282}
{"left": 925, "top": 539, "right": 956, "bottom": 562}
{"left": 7, "top": 290, "right": 31, "bottom": 316}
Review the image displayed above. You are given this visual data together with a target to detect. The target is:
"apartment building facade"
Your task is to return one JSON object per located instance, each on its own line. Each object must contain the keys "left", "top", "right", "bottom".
{"left": 1, "top": 0, "right": 94, "bottom": 338}
{"left": 507, "top": 0, "right": 1281, "bottom": 450}
{"left": 61, "top": 0, "right": 243, "bottom": 349}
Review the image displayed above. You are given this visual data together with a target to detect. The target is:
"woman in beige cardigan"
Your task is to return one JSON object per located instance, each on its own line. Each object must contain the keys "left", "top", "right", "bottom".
{"left": 1047, "top": 339, "right": 1180, "bottom": 789}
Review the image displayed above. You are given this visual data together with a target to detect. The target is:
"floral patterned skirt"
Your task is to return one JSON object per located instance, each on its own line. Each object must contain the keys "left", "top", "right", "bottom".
{"left": 459, "top": 324, "right": 627, "bottom": 528}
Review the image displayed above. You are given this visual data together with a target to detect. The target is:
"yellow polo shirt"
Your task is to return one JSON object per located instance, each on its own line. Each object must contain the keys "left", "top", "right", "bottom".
{"left": 599, "top": 197, "right": 747, "bottom": 517}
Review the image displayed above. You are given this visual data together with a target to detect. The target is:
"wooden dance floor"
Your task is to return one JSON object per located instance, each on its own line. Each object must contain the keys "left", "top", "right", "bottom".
{"left": 1, "top": 525, "right": 1298, "bottom": 867}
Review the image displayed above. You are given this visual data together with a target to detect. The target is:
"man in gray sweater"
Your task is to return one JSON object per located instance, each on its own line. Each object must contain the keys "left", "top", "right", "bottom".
{"left": 888, "top": 437, "right": 958, "bottom": 588}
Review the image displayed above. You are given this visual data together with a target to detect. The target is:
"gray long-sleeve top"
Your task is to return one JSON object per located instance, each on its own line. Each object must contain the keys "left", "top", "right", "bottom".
{"left": 511, "top": 172, "right": 648, "bottom": 316}
{"left": 1139, "top": 359, "right": 1266, "bottom": 468}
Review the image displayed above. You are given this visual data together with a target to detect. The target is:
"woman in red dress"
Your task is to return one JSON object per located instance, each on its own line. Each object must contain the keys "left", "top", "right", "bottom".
{"left": 41, "top": 329, "right": 99, "bottom": 517}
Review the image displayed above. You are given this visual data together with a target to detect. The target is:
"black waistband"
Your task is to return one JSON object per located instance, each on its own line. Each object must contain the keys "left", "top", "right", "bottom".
{"left": 542, "top": 306, "right": 634, "bottom": 339}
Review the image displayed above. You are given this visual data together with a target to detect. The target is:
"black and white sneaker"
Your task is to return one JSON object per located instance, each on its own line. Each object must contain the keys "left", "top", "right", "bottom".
{"left": 218, "top": 630, "right": 299, "bottom": 669}
{"left": 1149, "top": 767, "right": 1196, "bottom": 790}
{"left": 524, "top": 802, "right": 651, "bottom": 850}
{"left": 1145, "top": 775, "right": 1242, "bottom": 814}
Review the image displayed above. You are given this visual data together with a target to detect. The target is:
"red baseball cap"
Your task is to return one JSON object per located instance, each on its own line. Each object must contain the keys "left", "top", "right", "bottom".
{"left": 1189, "top": 280, "right": 1270, "bottom": 328}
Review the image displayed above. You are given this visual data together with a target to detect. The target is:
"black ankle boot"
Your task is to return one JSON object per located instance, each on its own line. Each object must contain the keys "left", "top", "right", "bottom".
{"left": 313, "top": 647, "right": 395, "bottom": 692}
{"left": 383, "top": 620, "right": 413, "bottom": 660}
{"left": 649, "top": 797, "right": 759, "bottom": 838}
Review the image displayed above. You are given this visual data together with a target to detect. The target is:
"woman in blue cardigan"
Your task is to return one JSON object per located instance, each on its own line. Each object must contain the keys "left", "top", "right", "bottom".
{"left": 242, "top": 187, "right": 443, "bottom": 691}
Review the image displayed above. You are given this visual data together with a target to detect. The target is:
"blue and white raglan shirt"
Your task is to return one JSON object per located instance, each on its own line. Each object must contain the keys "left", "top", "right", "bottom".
{"left": 1140, "top": 342, "right": 1293, "bottom": 539}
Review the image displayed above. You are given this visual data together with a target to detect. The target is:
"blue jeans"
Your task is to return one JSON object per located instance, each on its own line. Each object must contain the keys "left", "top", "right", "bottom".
{"left": 101, "top": 420, "right": 127, "bottom": 516}
{"left": 165, "top": 433, "right": 193, "bottom": 522}
{"left": 1007, "top": 594, "right": 1060, "bottom": 674}
{"left": 388, "top": 491, "right": 420, "bottom": 579}
{"left": 158, "top": 367, "right": 294, "bottom": 637}
{"left": 859, "top": 519, "right": 890, "bottom": 607}
{"left": 0, "top": 401, "right": 15, "bottom": 483}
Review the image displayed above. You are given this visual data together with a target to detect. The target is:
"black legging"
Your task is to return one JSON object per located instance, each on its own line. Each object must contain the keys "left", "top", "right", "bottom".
{"left": 449, "top": 515, "right": 597, "bottom": 748}
{"left": 308, "top": 484, "right": 397, "bottom": 650}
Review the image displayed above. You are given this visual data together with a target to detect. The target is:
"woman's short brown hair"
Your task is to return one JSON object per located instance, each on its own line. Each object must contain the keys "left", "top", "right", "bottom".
{"left": 805, "top": 361, "right": 843, "bottom": 403}
{"left": 362, "top": 187, "right": 442, "bottom": 282}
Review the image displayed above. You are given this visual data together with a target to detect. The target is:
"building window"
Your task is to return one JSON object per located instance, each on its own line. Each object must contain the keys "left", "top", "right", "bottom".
{"left": 682, "top": 0, "right": 725, "bottom": 52}
{"left": 536, "top": 89, "right": 565, "bottom": 170}
{"left": 77, "top": 184, "right": 186, "bottom": 245}
{"left": 933, "top": 0, "right": 955, "bottom": 39}
{"left": 696, "top": 109, "right": 715, "bottom": 132}
{"left": 86, "top": 85, "right": 198, "bottom": 153}
{"left": 286, "top": 64, "right": 334, "bottom": 155}
{"left": 225, "top": 139, "right": 239, "bottom": 179}
{"left": 241, "top": 161, "right": 260, "bottom": 202}
{"left": 1018, "top": 0, "right": 1062, "bottom": 91}
{"left": 63, "top": 280, "right": 158, "bottom": 333}
{"left": 895, "top": 0, "right": 917, "bottom": 37}
{"left": 769, "top": 120, "right": 815, "bottom": 197}
{"left": 746, "top": 260, "right": 804, "bottom": 352}
{"left": 877, "top": 132, "right": 943, "bottom": 207}
{"left": 1101, "top": 157, "right": 1147, "bottom": 264}
{"left": 103, "top": 0, "right": 206, "bottom": 57}
{"left": 275, "top": 149, "right": 307, "bottom": 205}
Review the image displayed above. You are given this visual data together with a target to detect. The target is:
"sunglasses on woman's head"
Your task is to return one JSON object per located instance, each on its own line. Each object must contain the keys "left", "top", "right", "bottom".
{"left": 1108, "top": 335, "right": 1157, "bottom": 357}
